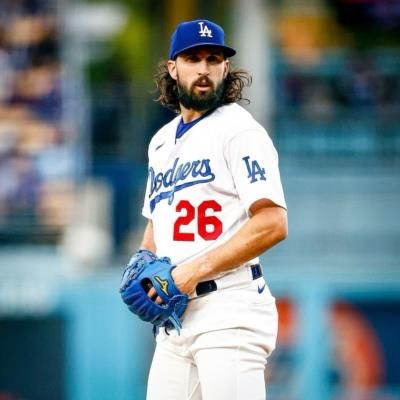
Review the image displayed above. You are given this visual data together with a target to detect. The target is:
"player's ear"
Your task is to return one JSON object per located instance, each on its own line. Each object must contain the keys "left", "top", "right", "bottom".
{"left": 223, "top": 59, "right": 229, "bottom": 79}
{"left": 167, "top": 60, "right": 177, "bottom": 80}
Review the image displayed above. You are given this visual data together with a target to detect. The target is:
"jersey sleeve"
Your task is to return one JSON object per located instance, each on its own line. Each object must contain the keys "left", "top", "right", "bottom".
{"left": 142, "top": 140, "right": 153, "bottom": 219}
{"left": 141, "top": 170, "right": 152, "bottom": 219}
{"left": 224, "top": 129, "right": 287, "bottom": 213}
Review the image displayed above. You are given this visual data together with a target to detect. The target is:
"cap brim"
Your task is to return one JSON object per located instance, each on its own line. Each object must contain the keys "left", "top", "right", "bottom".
{"left": 171, "top": 43, "right": 236, "bottom": 60}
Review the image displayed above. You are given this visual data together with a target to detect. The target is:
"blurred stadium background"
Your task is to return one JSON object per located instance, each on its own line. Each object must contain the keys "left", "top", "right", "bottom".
{"left": 0, "top": 0, "right": 399, "bottom": 399}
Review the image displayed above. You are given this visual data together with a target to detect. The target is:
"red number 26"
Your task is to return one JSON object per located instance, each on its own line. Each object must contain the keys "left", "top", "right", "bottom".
{"left": 173, "top": 200, "right": 223, "bottom": 241}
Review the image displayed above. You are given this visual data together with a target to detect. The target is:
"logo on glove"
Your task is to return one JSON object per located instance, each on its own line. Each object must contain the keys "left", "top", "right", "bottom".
{"left": 154, "top": 276, "right": 169, "bottom": 296}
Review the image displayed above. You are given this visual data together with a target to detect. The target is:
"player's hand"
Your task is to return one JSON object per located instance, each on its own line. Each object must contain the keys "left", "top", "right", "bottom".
{"left": 146, "top": 263, "right": 197, "bottom": 303}
{"left": 171, "top": 264, "right": 198, "bottom": 296}
{"left": 147, "top": 286, "right": 163, "bottom": 304}
{"left": 145, "top": 263, "right": 198, "bottom": 301}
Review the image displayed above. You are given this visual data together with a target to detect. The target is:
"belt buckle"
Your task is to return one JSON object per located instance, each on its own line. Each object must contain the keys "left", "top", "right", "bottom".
{"left": 251, "top": 264, "right": 262, "bottom": 280}
{"left": 195, "top": 280, "right": 217, "bottom": 296}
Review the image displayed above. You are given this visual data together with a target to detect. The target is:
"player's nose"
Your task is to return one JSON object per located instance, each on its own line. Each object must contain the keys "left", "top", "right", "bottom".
{"left": 197, "top": 59, "right": 210, "bottom": 75}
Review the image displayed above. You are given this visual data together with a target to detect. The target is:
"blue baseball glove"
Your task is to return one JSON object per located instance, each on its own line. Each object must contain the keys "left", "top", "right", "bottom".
{"left": 119, "top": 250, "right": 188, "bottom": 334}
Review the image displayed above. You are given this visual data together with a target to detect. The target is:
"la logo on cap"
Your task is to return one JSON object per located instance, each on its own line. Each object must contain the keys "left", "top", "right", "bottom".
{"left": 168, "top": 19, "right": 236, "bottom": 59}
{"left": 198, "top": 21, "right": 213, "bottom": 38}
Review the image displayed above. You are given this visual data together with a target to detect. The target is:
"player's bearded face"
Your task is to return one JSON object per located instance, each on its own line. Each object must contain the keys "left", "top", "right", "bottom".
{"left": 176, "top": 74, "right": 225, "bottom": 111}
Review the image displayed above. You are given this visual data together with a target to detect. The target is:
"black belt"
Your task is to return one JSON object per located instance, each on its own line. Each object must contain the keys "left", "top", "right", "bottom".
{"left": 195, "top": 264, "right": 263, "bottom": 297}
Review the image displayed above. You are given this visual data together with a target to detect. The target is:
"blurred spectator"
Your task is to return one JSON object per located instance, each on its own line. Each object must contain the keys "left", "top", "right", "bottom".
{"left": 0, "top": 27, "right": 14, "bottom": 102}
{"left": 3, "top": 14, "right": 56, "bottom": 70}
{"left": 283, "top": 75, "right": 335, "bottom": 120}
{"left": 7, "top": 60, "right": 62, "bottom": 121}
{"left": 34, "top": 126, "right": 75, "bottom": 182}
{"left": 9, "top": 151, "right": 39, "bottom": 207}
{"left": 337, "top": 52, "right": 382, "bottom": 111}
{"left": 301, "top": 79, "right": 336, "bottom": 120}
{"left": 0, "top": 150, "right": 39, "bottom": 223}
{"left": 37, "top": 180, "right": 75, "bottom": 230}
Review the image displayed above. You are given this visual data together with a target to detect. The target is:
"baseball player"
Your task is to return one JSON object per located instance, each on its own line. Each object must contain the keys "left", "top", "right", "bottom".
{"left": 134, "top": 19, "right": 287, "bottom": 400}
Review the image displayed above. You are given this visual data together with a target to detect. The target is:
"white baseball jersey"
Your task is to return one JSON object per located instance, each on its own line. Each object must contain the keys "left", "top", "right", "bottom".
{"left": 142, "top": 103, "right": 286, "bottom": 268}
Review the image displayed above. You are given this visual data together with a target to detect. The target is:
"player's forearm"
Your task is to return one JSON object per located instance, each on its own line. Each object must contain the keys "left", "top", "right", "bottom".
{"left": 196, "top": 206, "right": 287, "bottom": 280}
{"left": 173, "top": 206, "right": 287, "bottom": 293}
{"left": 139, "top": 220, "right": 157, "bottom": 252}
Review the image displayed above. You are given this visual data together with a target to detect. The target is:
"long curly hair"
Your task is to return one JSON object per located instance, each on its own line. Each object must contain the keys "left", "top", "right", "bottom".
{"left": 154, "top": 60, "right": 252, "bottom": 113}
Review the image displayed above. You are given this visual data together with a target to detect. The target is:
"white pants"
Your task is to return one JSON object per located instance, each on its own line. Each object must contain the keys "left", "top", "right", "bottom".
{"left": 146, "top": 276, "right": 278, "bottom": 400}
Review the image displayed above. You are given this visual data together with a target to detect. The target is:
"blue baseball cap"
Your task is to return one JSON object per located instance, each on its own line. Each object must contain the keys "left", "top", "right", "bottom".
{"left": 169, "top": 19, "right": 236, "bottom": 60}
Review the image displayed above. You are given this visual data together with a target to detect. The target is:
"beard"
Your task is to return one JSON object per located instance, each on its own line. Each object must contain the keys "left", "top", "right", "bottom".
{"left": 177, "top": 75, "right": 224, "bottom": 111}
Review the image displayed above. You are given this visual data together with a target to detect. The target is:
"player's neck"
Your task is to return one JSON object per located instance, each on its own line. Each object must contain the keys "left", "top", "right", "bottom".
{"left": 180, "top": 106, "right": 210, "bottom": 124}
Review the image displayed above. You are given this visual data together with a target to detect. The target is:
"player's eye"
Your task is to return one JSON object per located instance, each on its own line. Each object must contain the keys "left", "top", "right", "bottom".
{"left": 207, "top": 54, "right": 224, "bottom": 63}
{"left": 185, "top": 54, "right": 199, "bottom": 62}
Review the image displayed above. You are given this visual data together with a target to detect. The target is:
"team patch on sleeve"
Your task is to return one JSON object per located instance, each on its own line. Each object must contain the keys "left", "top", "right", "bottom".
{"left": 242, "top": 156, "right": 267, "bottom": 183}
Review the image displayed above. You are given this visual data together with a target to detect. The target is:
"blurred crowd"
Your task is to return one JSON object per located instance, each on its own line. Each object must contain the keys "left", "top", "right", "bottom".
{"left": 0, "top": 0, "right": 74, "bottom": 242}
{"left": 281, "top": 52, "right": 400, "bottom": 121}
